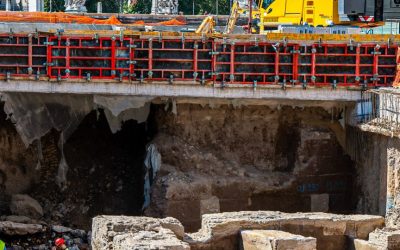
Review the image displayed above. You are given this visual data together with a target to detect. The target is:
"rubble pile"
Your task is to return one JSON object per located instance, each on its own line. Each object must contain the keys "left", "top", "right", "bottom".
{"left": 0, "top": 194, "right": 90, "bottom": 249}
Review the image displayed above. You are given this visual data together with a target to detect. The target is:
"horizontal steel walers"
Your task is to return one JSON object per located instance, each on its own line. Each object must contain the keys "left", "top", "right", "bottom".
{"left": 0, "top": 33, "right": 396, "bottom": 89}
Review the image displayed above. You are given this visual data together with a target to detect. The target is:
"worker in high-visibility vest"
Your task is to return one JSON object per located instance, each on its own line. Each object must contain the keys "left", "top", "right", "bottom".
{"left": 0, "top": 240, "right": 6, "bottom": 250}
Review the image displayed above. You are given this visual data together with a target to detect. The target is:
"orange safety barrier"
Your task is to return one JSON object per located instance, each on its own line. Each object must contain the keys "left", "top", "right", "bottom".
{"left": 0, "top": 11, "right": 186, "bottom": 26}
{"left": 0, "top": 11, "right": 122, "bottom": 25}
{"left": 132, "top": 18, "right": 186, "bottom": 26}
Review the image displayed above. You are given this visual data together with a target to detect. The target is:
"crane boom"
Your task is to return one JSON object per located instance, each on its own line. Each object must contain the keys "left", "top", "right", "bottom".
{"left": 224, "top": 1, "right": 241, "bottom": 34}
{"left": 195, "top": 16, "right": 215, "bottom": 34}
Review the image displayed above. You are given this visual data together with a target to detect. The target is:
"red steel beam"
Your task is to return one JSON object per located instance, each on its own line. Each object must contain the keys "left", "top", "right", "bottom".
{"left": 0, "top": 33, "right": 392, "bottom": 89}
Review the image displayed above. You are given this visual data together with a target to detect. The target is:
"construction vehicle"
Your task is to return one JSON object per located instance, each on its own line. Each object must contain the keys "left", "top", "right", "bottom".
{"left": 196, "top": 16, "right": 215, "bottom": 34}
{"left": 225, "top": 0, "right": 400, "bottom": 34}
{"left": 225, "top": 0, "right": 261, "bottom": 34}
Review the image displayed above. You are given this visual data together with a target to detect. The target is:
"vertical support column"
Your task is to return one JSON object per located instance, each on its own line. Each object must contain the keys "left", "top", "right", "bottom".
{"left": 66, "top": 37, "right": 70, "bottom": 78}
{"left": 129, "top": 38, "right": 135, "bottom": 81}
{"left": 211, "top": 41, "right": 217, "bottom": 84}
{"left": 355, "top": 44, "right": 360, "bottom": 84}
{"left": 373, "top": 45, "right": 381, "bottom": 86}
{"left": 274, "top": 45, "right": 280, "bottom": 84}
{"left": 292, "top": 44, "right": 299, "bottom": 85}
{"left": 148, "top": 38, "right": 153, "bottom": 79}
{"left": 46, "top": 37, "right": 53, "bottom": 78}
{"left": 28, "top": 34, "right": 33, "bottom": 76}
{"left": 311, "top": 45, "right": 316, "bottom": 85}
{"left": 193, "top": 41, "right": 198, "bottom": 81}
{"left": 230, "top": 42, "right": 235, "bottom": 83}
{"left": 111, "top": 37, "right": 116, "bottom": 78}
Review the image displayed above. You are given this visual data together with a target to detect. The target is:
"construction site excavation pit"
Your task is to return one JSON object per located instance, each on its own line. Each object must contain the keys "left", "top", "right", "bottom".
{"left": 1, "top": 92, "right": 388, "bottom": 249}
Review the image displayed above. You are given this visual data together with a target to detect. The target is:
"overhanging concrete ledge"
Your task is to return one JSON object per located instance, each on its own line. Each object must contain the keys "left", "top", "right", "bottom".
{"left": 0, "top": 80, "right": 362, "bottom": 101}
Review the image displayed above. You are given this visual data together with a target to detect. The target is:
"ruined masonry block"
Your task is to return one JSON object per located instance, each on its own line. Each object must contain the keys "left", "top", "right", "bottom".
{"left": 91, "top": 216, "right": 187, "bottom": 250}
{"left": 353, "top": 239, "right": 381, "bottom": 250}
{"left": 112, "top": 229, "right": 190, "bottom": 250}
{"left": 186, "top": 211, "right": 385, "bottom": 250}
{"left": 357, "top": 229, "right": 400, "bottom": 249}
{"left": 368, "top": 229, "right": 400, "bottom": 250}
{"left": 241, "top": 230, "right": 317, "bottom": 250}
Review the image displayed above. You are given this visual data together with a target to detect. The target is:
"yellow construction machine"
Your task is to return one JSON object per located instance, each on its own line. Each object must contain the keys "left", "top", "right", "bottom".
{"left": 195, "top": 16, "right": 215, "bottom": 34}
{"left": 225, "top": 0, "right": 394, "bottom": 34}
{"left": 256, "top": 0, "right": 341, "bottom": 33}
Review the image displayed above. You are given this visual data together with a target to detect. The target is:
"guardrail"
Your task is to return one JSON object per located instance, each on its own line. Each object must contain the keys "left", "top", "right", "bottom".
{"left": 357, "top": 89, "right": 400, "bottom": 135}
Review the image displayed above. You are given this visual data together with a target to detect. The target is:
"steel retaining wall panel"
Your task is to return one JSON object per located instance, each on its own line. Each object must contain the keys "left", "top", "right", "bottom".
{"left": 0, "top": 34, "right": 46, "bottom": 77}
{"left": 0, "top": 33, "right": 390, "bottom": 88}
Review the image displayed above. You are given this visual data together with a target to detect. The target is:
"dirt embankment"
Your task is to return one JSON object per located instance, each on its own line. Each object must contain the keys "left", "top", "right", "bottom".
{"left": 145, "top": 104, "right": 355, "bottom": 231}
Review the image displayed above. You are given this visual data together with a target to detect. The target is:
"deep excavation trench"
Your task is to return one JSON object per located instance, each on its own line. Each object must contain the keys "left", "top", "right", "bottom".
{"left": 0, "top": 99, "right": 367, "bottom": 248}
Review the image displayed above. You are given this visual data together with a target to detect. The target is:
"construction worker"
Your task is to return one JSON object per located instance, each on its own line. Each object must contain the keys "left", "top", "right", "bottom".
{"left": 53, "top": 238, "right": 81, "bottom": 250}
{"left": 53, "top": 238, "right": 68, "bottom": 250}
{"left": 0, "top": 239, "right": 5, "bottom": 250}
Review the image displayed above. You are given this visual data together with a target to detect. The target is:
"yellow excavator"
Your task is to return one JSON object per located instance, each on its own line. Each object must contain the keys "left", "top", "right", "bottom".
{"left": 225, "top": 0, "right": 393, "bottom": 34}
{"left": 195, "top": 16, "right": 215, "bottom": 34}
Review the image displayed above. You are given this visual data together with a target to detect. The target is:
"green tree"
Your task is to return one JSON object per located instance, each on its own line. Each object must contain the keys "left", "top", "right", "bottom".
{"left": 43, "top": 0, "right": 229, "bottom": 15}
{"left": 85, "top": 0, "right": 119, "bottom": 13}
{"left": 178, "top": 0, "right": 230, "bottom": 15}
{"left": 124, "top": 0, "right": 151, "bottom": 14}
{"left": 44, "top": 0, "right": 65, "bottom": 12}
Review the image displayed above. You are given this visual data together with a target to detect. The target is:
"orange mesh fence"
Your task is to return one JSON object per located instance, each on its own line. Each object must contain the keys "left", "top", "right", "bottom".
{"left": 132, "top": 18, "right": 186, "bottom": 26}
{"left": 0, "top": 11, "right": 122, "bottom": 25}
{"left": 0, "top": 11, "right": 186, "bottom": 26}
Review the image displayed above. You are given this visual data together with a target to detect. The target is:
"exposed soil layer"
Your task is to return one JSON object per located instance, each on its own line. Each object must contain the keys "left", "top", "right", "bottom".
{"left": 0, "top": 104, "right": 151, "bottom": 233}
{"left": 145, "top": 104, "right": 357, "bottom": 231}
{"left": 0, "top": 101, "right": 378, "bottom": 245}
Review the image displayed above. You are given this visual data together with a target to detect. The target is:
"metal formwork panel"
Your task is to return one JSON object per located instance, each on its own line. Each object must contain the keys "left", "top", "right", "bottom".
{"left": 48, "top": 36, "right": 132, "bottom": 80}
{"left": 213, "top": 41, "right": 396, "bottom": 88}
{"left": 0, "top": 34, "right": 47, "bottom": 77}
{"left": 0, "top": 32, "right": 390, "bottom": 89}
{"left": 213, "top": 42, "right": 298, "bottom": 85}
{"left": 131, "top": 38, "right": 213, "bottom": 83}
{"left": 297, "top": 43, "right": 396, "bottom": 87}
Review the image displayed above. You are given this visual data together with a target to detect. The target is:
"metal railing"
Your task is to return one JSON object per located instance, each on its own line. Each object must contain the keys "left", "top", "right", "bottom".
{"left": 357, "top": 89, "right": 400, "bottom": 135}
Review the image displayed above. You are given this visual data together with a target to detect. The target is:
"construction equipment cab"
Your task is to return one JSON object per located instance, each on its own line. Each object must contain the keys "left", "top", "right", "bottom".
{"left": 257, "top": 0, "right": 340, "bottom": 32}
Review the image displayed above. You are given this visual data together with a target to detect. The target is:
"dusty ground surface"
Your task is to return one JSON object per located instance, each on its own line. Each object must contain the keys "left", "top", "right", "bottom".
{"left": 145, "top": 104, "right": 356, "bottom": 231}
